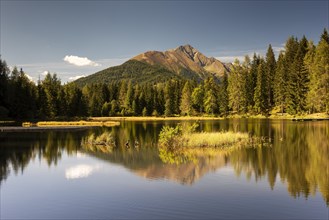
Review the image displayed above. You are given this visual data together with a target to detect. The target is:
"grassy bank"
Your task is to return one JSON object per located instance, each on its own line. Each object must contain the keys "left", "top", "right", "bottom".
{"left": 22, "top": 120, "right": 120, "bottom": 127}
{"left": 90, "top": 116, "right": 222, "bottom": 121}
{"left": 90, "top": 112, "right": 329, "bottom": 122}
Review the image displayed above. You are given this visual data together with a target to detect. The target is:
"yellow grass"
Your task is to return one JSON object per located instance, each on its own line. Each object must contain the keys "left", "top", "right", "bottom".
{"left": 90, "top": 116, "right": 222, "bottom": 121}
{"left": 81, "top": 132, "right": 115, "bottom": 153}
{"left": 158, "top": 125, "right": 269, "bottom": 165}
{"left": 291, "top": 112, "right": 329, "bottom": 119}
{"left": 36, "top": 120, "right": 120, "bottom": 127}
{"left": 22, "top": 122, "right": 33, "bottom": 127}
{"left": 182, "top": 131, "right": 250, "bottom": 148}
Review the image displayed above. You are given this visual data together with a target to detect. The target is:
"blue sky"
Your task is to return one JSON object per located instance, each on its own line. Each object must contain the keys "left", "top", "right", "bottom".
{"left": 1, "top": 0, "right": 328, "bottom": 83}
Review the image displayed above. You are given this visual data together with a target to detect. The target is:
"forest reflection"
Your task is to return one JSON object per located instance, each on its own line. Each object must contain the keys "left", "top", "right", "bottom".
{"left": 0, "top": 120, "right": 328, "bottom": 205}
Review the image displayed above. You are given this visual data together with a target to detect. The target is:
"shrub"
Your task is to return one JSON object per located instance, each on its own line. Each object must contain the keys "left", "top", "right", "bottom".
{"left": 158, "top": 124, "right": 182, "bottom": 149}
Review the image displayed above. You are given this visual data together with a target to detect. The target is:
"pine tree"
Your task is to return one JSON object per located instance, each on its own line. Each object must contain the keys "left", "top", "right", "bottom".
{"left": 124, "top": 81, "right": 133, "bottom": 113}
{"left": 204, "top": 77, "right": 218, "bottom": 115}
{"left": 284, "top": 36, "right": 299, "bottom": 114}
{"left": 320, "top": 28, "right": 329, "bottom": 44}
{"left": 180, "top": 81, "right": 192, "bottom": 115}
{"left": 304, "top": 41, "right": 316, "bottom": 112}
{"left": 274, "top": 52, "right": 287, "bottom": 114}
{"left": 110, "top": 100, "right": 118, "bottom": 116}
{"left": 307, "top": 29, "right": 329, "bottom": 112}
{"left": 218, "top": 71, "right": 229, "bottom": 115}
{"left": 164, "top": 99, "right": 172, "bottom": 116}
{"left": 42, "top": 73, "right": 62, "bottom": 118}
{"left": 228, "top": 59, "right": 247, "bottom": 113}
{"left": 265, "top": 44, "right": 276, "bottom": 109}
{"left": 292, "top": 44, "right": 309, "bottom": 113}
{"left": 144, "top": 84, "right": 154, "bottom": 115}
{"left": 164, "top": 81, "right": 175, "bottom": 116}
{"left": 192, "top": 85, "right": 204, "bottom": 114}
{"left": 0, "top": 59, "right": 10, "bottom": 116}
{"left": 245, "top": 54, "right": 259, "bottom": 112}
{"left": 37, "top": 81, "right": 48, "bottom": 118}
{"left": 254, "top": 60, "right": 268, "bottom": 114}
{"left": 204, "top": 90, "right": 217, "bottom": 115}
{"left": 101, "top": 102, "right": 111, "bottom": 116}
{"left": 6, "top": 68, "right": 37, "bottom": 118}
{"left": 118, "top": 80, "right": 127, "bottom": 107}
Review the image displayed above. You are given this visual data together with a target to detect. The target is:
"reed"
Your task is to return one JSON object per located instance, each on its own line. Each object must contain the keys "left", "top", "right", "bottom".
{"left": 81, "top": 131, "right": 115, "bottom": 153}
{"left": 90, "top": 116, "right": 222, "bottom": 121}
{"left": 36, "top": 120, "right": 120, "bottom": 127}
{"left": 182, "top": 131, "right": 249, "bottom": 148}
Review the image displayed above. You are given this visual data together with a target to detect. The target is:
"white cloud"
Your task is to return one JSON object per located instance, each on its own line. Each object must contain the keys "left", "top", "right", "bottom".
{"left": 272, "top": 46, "right": 285, "bottom": 53}
{"left": 63, "top": 55, "right": 101, "bottom": 67}
{"left": 12, "top": 57, "right": 128, "bottom": 83}
{"left": 215, "top": 56, "right": 246, "bottom": 63}
{"left": 41, "top": 70, "right": 49, "bottom": 76}
{"left": 76, "top": 152, "right": 86, "bottom": 158}
{"left": 65, "top": 164, "right": 102, "bottom": 180}
{"left": 68, "top": 75, "right": 85, "bottom": 81}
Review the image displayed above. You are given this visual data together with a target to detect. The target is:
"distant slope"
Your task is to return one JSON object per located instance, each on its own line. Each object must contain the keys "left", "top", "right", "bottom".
{"left": 74, "top": 60, "right": 182, "bottom": 87}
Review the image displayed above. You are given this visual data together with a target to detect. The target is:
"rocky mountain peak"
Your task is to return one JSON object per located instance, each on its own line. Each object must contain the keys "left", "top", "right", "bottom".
{"left": 175, "top": 44, "right": 199, "bottom": 61}
{"left": 131, "top": 44, "right": 228, "bottom": 79}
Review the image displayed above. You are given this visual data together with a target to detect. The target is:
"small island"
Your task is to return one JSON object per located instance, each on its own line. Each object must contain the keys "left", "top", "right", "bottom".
{"left": 158, "top": 123, "right": 270, "bottom": 164}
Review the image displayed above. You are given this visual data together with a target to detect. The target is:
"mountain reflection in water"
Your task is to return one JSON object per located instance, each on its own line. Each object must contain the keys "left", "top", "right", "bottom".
{"left": 0, "top": 119, "right": 328, "bottom": 205}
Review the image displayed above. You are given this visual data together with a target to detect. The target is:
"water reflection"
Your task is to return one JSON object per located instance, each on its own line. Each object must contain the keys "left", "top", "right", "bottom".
{"left": 65, "top": 164, "right": 102, "bottom": 180}
{"left": 0, "top": 130, "right": 88, "bottom": 183}
{"left": 0, "top": 119, "right": 328, "bottom": 205}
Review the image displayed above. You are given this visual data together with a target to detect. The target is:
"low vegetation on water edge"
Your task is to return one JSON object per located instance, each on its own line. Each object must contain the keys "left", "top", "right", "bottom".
{"left": 90, "top": 116, "right": 222, "bottom": 121}
{"left": 81, "top": 132, "right": 115, "bottom": 153}
{"left": 158, "top": 123, "right": 270, "bottom": 164}
{"left": 22, "top": 120, "right": 120, "bottom": 127}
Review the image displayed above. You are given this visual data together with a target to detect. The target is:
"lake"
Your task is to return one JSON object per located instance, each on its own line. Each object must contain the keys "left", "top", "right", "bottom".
{"left": 0, "top": 119, "right": 328, "bottom": 219}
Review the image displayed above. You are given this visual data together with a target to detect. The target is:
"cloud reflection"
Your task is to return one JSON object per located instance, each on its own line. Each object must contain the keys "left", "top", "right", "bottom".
{"left": 65, "top": 164, "right": 101, "bottom": 180}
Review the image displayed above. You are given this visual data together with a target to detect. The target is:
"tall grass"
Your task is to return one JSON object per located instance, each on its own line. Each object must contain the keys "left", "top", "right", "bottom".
{"left": 158, "top": 123, "right": 269, "bottom": 165}
{"left": 158, "top": 123, "right": 254, "bottom": 149}
{"left": 182, "top": 131, "right": 249, "bottom": 148}
{"left": 36, "top": 120, "right": 120, "bottom": 127}
{"left": 81, "top": 131, "right": 115, "bottom": 153}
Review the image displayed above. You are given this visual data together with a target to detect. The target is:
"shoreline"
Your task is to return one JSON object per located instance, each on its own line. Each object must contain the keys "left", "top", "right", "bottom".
{"left": 0, "top": 126, "right": 91, "bottom": 133}
{"left": 1, "top": 113, "right": 328, "bottom": 131}
{"left": 90, "top": 113, "right": 329, "bottom": 121}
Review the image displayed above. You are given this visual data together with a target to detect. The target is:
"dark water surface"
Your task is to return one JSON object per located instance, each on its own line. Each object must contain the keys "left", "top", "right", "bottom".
{"left": 1, "top": 119, "right": 328, "bottom": 219}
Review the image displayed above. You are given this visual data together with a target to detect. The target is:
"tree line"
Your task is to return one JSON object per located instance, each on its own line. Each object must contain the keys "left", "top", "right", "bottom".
{"left": 0, "top": 29, "right": 328, "bottom": 120}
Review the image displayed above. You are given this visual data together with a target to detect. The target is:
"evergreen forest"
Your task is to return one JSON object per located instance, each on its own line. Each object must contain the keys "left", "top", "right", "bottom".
{"left": 0, "top": 29, "right": 328, "bottom": 120}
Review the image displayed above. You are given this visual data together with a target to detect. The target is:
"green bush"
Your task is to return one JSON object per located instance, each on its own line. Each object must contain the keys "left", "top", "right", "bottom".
{"left": 158, "top": 124, "right": 182, "bottom": 149}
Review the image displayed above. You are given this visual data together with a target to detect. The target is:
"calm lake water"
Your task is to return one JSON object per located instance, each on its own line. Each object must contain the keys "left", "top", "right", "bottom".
{"left": 1, "top": 119, "right": 328, "bottom": 219}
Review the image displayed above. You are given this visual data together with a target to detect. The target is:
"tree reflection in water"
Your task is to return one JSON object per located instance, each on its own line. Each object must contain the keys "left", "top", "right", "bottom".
{"left": 0, "top": 120, "right": 328, "bottom": 205}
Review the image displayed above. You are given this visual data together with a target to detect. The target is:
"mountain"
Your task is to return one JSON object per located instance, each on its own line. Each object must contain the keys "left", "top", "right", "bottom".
{"left": 74, "top": 45, "right": 228, "bottom": 87}
{"left": 85, "top": 149, "right": 227, "bottom": 185}
{"left": 132, "top": 44, "right": 228, "bottom": 79}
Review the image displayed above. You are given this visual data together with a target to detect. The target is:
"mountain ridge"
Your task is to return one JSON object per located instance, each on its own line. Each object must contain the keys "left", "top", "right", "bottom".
{"left": 74, "top": 45, "right": 228, "bottom": 87}
{"left": 132, "top": 44, "right": 228, "bottom": 79}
